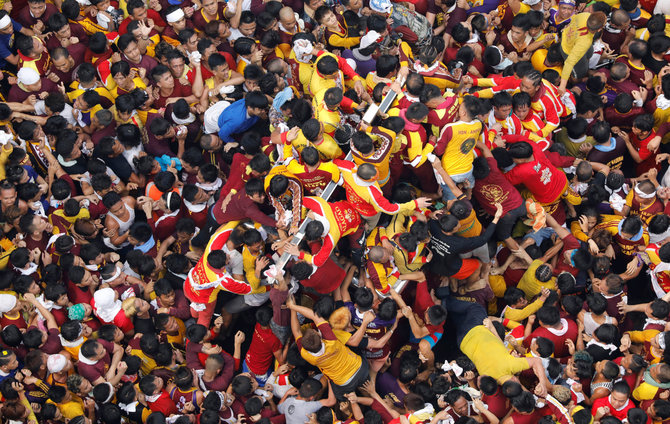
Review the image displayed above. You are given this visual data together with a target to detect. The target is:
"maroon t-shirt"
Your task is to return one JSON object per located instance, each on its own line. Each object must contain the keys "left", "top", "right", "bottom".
{"left": 41, "top": 328, "right": 63, "bottom": 354}
{"left": 77, "top": 339, "right": 114, "bottom": 383}
{"left": 473, "top": 157, "right": 523, "bottom": 215}
{"left": 152, "top": 81, "right": 193, "bottom": 109}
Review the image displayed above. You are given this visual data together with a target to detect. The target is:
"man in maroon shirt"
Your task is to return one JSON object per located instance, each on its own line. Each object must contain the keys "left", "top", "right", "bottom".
{"left": 17, "top": 0, "right": 58, "bottom": 32}
{"left": 151, "top": 279, "right": 191, "bottom": 321}
{"left": 117, "top": 33, "right": 158, "bottom": 76}
{"left": 22, "top": 293, "right": 62, "bottom": 354}
{"left": 150, "top": 64, "right": 197, "bottom": 109}
{"left": 199, "top": 352, "right": 236, "bottom": 391}
{"left": 19, "top": 214, "right": 51, "bottom": 253}
{"left": 472, "top": 144, "right": 525, "bottom": 249}
{"left": 77, "top": 339, "right": 128, "bottom": 386}
{"left": 214, "top": 178, "right": 278, "bottom": 228}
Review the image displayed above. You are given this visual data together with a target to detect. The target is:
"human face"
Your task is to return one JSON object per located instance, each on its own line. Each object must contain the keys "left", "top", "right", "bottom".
{"left": 157, "top": 72, "right": 175, "bottom": 90}
{"left": 171, "top": 16, "right": 187, "bottom": 31}
{"left": 202, "top": 0, "right": 218, "bottom": 16}
{"left": 131, "top": 6, "right": 147, "bottom": 21}
{"left": 652, "top": 333, "right": 664, "bottom": 350}
{"left": 165, "top": 316, "right": 179, "bottom": 332}
{"left": 213, "top": 62, "right": 230, "bottom": 79}
{"left": 52, "top": 55, "right": 73, "bottom": 73}
{"left": 159, "top": 291, "right": 176, "bottom": 307}
{"left": 348, "top": 0, "right": 362, "bottom": 9}
{"left": 322, "top": 11, "right": 338, "bottom": 28}
{"left": 520, "top": 77, "right": 539, "bottom": 96}
{"left": 108, "top": 200, "right": 126, "bottom": 217}
{"left": 218, "top": 21, "right": 231, "bottom": 39}
{"left": 73, "top": 94, "right": 89, "bottom": 111}
{"left": 29, "top": 1, "right": 46, "bottom": 18}
{"left": 113, "top": 327, "right": 124, "bottom": 342}
{"left": 56, "top": 25, "right": 71, "bottom": 40}
{"left": 79, "top": 379, "right": 93, "bottom": 395}
{"left": 250, "top": 107, "right": 267, "bottom": 120}
{"left": 610, "top": 391, "right": 629, "bottom": 410}
{"left": 239, "top": 21, "right": 256, "bottom": 37}
{"left": 94, "top": 343, "right": 106, "bottom": 360}
{"left": 135, "top": 298, "right": 150, "bottom": 314}
{"left": 494, "top": 104, "right": 512, "bottom": 120}
{"left": 185, "top": 33, "right": 198, "bottom": 52}
{"left": 32, "top": 37, "right": 44, "bottom": 56}
{"left": 452, "top": 397, "right": 469, "bottom": 416}
{"left": 0, "top": 20, "right": 13, "bottom": 35}
{"left": 112, "top": 72, "right": 131, "bottom": 88}
{"left": 280, "top": 13, "right": 297, "bottom": 30}
{"left": 1, "top": 353, "right": 18, "bottom": 371}
{"left": 123, "top": 41, "right": 142, "bottom": 63}
{"left": 0, "top": 187, "right": 15, "bottom": 207}
{"left": 514, "top": 104, "right": 530, "bottom": 120}
{"left": 194, "top": 187, "right": 210, "bottom": 204}
{"left": 510, "top": 26, "right": 526, "bottom": 43}
{"left": 168, "top": 58, "right": 185, "bottom": 78}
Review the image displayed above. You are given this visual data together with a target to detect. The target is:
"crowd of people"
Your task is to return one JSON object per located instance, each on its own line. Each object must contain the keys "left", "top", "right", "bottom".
{"left": 4, "top": 0, "right": 670, "bottom": 423}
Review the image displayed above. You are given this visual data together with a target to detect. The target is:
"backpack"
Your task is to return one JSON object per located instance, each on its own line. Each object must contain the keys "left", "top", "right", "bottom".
{"left": 390, "top": 4, "right": 432, "bottom": 47}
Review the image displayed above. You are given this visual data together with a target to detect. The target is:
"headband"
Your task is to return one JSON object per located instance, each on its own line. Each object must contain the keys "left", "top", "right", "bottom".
{"left": 102, "top": 266, "right": 122, "bottom": 283}
{"left": 659, "top": 333, "right": 667, "bottom": 350}
{"left": 166, "top": 9, "right": 185, "bottom": 23}
{"left": 0, "top": 15, "right": 11, "bottom": 29}
{"left": 635, "top": 184, "right": 656, "bottom": 199}
{"left": 166, "top": 191, "right": 174, "bottom": 209}
{"left": 101, "top": 382, "right": 115, "bottom": 403}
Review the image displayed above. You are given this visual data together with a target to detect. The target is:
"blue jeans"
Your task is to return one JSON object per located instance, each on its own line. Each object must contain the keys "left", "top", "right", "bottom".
{"left": 523, "top": 228, "right": 556, "bottom": 246}
{"left": 441, "top": 170, "right": 475, "bottom": 201}
{"left": 243, "top": 360, "right": 272, "bottom": 386}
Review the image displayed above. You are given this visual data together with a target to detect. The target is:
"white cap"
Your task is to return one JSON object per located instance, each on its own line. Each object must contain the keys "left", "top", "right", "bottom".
{"left": 17, "top": 67, "right": 40, "bottom": 86}
{"left": 0, "top": 294, "right": 16, "bottom": 313}
{"left": 0, "top": 14, "right": 11, "bottom": 30}
{"left": 47, "top": 354, "right": 67, "bottom": 374}
{"left": 523, "top": 0, "right": 541, "bottom": 5}
{"left": 166, "top": 8, "right": 185, "bottom": 23}
{"left": 359, "top": 31, "right": 381, "bottom": 50}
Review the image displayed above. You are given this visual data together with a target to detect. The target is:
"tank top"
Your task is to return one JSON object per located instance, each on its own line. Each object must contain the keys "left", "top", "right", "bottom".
{"left": 170, "top": 386, "right": 199, "bottom": 414}
{"left": 103, "top": 204, "right": 135, "bottom": 249}
{"left": 583, "top": 313, "right": 613, "bottom": 336}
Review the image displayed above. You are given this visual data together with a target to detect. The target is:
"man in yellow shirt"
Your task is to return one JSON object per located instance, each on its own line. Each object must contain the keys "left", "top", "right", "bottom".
{"left": 439, "top": 294, "right": 551, "bottom": 388}
{"left": 288, "top": 296, "right": 369, "bottom": 399}
{"left": 427, "top": 96, "right": 483, "bottom": 200}
{"left": 558, "top": 11, "right": 606, "bottom": 93}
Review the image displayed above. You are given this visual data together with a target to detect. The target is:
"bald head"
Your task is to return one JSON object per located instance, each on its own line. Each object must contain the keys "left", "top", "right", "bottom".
{"left": 356, "top": 163, "right": 377, "bottom": 180}
{"left": 279, "top": 6, "right": 294, "bottom": 19}
{"left": 611, "top": 8, "right": 630, "bottom": 26}
{"left": 368, "top": 246, "right": 387, "bottom": 263}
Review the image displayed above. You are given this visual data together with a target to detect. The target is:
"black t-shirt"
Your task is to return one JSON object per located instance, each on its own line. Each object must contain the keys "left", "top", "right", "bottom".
{"left": 428, "top": 219, "right": 496, "bottom": 276}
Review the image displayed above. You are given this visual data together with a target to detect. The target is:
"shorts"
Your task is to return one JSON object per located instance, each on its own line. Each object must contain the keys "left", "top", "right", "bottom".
{"left": 243, "top": 360, "right": 272, "bottom": 386}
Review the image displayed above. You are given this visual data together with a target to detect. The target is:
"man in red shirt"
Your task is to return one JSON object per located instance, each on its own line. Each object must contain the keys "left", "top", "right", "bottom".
{"left": 591, "top": 382, "right": 635, "bottom": 421}
{"left": 505, "top": 139, "right": 576, "bottom": 224}
{"left": 150, "top": 65, "right": 197, "bottom": 109}
{"left": 619, "top": 116, "right": 670, "bottom": 176}
{"left": 138, "top": 374, "right": 179, "bottom": 416}
{"left": 524, "top": 306, "right": 578, "bottom": 361}
{"left": 243, "top": 307, "right": 284, "bottom": 385}
{"left": 118, "top": 0, "right": 166, "bottom": 34}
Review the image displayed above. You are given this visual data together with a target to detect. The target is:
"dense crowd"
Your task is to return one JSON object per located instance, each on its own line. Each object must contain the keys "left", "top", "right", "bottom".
{"left": 4, "top": 0, "right": 670, "bottom": 423}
